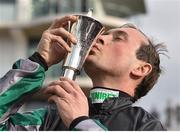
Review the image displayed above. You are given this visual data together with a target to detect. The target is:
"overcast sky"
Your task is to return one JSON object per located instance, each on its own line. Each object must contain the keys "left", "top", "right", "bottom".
{"left": 131, "top": 0, "right": 180, "bottom": 123}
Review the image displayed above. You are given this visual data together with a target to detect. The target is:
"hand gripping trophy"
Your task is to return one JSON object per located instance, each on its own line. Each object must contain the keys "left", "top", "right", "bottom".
{"left": 62, "top": 9, "right": 104, "bottom": 80}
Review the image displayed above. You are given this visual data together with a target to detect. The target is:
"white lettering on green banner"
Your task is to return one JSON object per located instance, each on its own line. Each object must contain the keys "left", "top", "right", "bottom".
{"left": 90, "top": 88, "right": 119, "bottom": 103}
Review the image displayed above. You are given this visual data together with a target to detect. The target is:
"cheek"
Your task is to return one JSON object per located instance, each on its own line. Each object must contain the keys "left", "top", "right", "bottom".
{"left": 109, "top": 47, "right": 134, "bottom": 67}
{"left": 110, "top": 46, "right": 124, "bottom": 58}
{"left": 102, "top": 47, "right": 124, "bottom": 66}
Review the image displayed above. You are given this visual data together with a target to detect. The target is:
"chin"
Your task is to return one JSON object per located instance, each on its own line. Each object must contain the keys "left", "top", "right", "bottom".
{"left": 84, "top": 56, "right": 97, "bottom": 69}
{"left": 86, "top": 54, "right": 94, "bottom": 62}
{"left": 84, "top": 58, "right": 92, "bottom": 66}
{"left": 85, "top": 51, "right": 100, "bottom": 68}
{"left": 85, "top": 58, "right": 98, "bottom": 67}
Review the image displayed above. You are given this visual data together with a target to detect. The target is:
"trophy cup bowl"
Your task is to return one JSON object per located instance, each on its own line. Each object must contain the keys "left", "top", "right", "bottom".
{"left": 62, "top": 15, "right": 104, "bottom": 80}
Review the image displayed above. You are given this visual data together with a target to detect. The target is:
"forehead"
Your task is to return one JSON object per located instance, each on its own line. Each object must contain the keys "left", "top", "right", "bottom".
{"left": 108, "top": 27, "right": 149, "bottom": 44}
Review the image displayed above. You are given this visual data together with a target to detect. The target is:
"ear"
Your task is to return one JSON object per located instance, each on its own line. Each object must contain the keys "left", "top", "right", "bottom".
{"left": 131, "top": 62, "right": 152, "bottom": 78}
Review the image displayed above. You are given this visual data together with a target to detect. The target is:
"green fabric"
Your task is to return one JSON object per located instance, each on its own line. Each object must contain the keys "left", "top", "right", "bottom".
{"left": 0, "top": 59, "right": 108, "bottom": 131}
{"left": 11, "top": 108, "right": 47, "bottom": 126}
{"left": 0, "top": 124, "right": 7, "bottom": 131}
{"left": 0, "top": 59, "right": 46, "bottom": 131}
{"left": 0, "top": 63, "right": 45, "bottom": 117}
{"left": 90, "top": 88, "right": 119, "bottom": 103}
{"left": 13, "top": 59, "right": 21, "bottom": 69}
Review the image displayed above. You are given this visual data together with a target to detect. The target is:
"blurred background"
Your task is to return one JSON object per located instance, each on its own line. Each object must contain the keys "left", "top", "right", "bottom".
{"left": 0, "top": 0, "right": 179, "bottom": 130}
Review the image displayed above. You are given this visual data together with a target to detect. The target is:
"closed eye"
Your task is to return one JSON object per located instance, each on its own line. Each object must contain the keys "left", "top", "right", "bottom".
{"left": 113, "top": 36, "right": 123, "bottom": 41}
{"left": 113, "top": 31, "right": 128, "bottom": 41}
{"left": 102, "top": 31, "right": 110, "bottom": 35}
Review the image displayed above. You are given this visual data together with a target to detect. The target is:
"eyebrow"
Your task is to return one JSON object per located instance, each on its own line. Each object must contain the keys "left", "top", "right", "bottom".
{"left": 114, "top": 30, "right": 128, "bottom": 39}
{"left": 119, "top": 23, "right": 149, "bottom": 42}
{"left": 105, "top": 30, "right": 128, "bottom": 40}
{"left": 106, "top": 29, "right": 128, "bottom": 35}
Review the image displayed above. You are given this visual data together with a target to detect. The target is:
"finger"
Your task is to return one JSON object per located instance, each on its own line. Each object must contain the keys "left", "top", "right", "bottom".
{"left": 48, "top": 95, "right": 59, "bottom": 104}
{"left": 49, "top": 15, "right": 77, "bottom": 29}
{"left": 48, "top": 95, "right": 65, "bottom": 107}
{"left": 59, "top": 77, "right": 84, "bottom": 94}
{"left": 48, "top": 80, "right": 74, "bottom": 94}
{"left": 42, "top": 31, "right": 71, "bottom": 52}
{"left": 49, "top": 28, "right": 77, "bottom": 44}
{"left": 50, "top": 34, "right": 71, "bottom": 52}
{"left": 48, "top": 80, "right": 61, "bottom": 87}
{"left": 48, "top": 95, "right": 67, "bottom": 114}
{"left": 44, "top": 85, "right": 68, "bottom": 98}
{"left": 59, "top": 80, "right": 75, "bottom": 94}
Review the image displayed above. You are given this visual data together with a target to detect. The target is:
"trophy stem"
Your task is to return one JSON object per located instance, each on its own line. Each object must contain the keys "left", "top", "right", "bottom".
{"left": 63, "top": 68, "right": 76, "bottom": 80}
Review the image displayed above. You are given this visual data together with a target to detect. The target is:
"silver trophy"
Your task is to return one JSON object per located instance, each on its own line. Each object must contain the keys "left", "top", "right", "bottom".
{"left": 62, "top": 9, "right": 104, "bottom": 80}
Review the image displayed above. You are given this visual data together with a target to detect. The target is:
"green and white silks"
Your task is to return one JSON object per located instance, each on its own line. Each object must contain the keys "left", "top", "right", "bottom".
{"left": 0, "top": 59, "right": 107, "bottom": 131}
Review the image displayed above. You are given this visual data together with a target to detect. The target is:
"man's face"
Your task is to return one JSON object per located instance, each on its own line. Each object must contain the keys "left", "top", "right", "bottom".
{"left": 84, "top": 27, "right": 149, "bottom": 77}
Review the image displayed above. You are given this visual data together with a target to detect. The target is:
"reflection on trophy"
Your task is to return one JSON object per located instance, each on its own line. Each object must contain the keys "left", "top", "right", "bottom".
{"left": 62, "top": 9, "right": 104, "bottom": 80}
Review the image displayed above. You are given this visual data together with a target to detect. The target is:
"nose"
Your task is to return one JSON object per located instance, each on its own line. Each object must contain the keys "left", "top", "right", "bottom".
{"left": 96, "top": 35, "right": 105, "bottom": 45}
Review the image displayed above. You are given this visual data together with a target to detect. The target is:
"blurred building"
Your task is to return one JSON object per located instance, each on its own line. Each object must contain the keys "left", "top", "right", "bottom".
{"left": 0, "top": 0, "right": 146, "bottom": 79}
{"left": 164, "top": 101, "right": 180, "bottom": 130}
{"left": 0, "top": 0, "right": 146, "bottom": 115}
